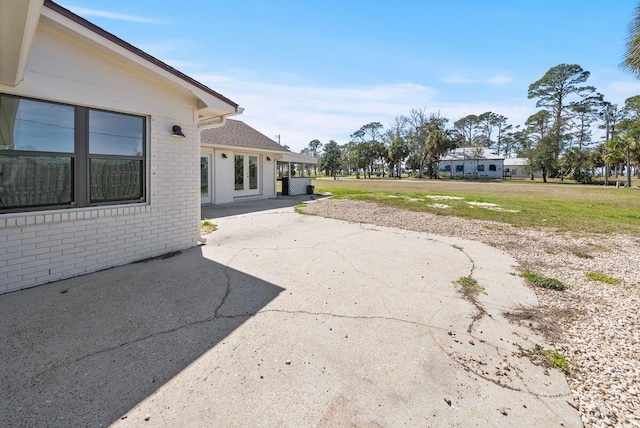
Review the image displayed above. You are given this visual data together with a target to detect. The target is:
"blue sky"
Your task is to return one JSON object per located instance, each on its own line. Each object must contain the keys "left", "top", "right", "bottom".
{"left": 61, "top": 0, "right": 640, "bottom": 153}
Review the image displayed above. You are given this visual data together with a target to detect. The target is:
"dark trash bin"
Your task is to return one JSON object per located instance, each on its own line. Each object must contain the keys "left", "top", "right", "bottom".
{"left": 281, "top": 178, "right": 289, "bottom": 196}
{"left": 306, "top": 185, "right": 314, "bottom": 195}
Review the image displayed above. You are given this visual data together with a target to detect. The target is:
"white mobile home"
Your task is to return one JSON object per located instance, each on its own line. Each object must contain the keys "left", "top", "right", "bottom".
{"left": 438, "top": 148, "right": 504, "bottom": 179}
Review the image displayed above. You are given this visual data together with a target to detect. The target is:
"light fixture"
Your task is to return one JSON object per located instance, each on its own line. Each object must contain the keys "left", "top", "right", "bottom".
{"left": 171, "top": 125, "right": 185, "bottom": 137}
{"left": 221, "top": 153, "right": 227, "bottom": 158}
{"left": 266, "top": 156, "right": 271, "bottom": 161}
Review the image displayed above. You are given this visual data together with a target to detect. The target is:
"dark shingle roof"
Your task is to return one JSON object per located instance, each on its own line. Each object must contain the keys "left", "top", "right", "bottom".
{"left": 201, "top": 120, "right": 290, "bottom": 152}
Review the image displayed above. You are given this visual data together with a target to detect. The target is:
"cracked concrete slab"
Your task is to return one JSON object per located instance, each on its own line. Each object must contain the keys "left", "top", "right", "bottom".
{"left": 1, "top": 200, "right": 581, "bottom": 427}
{"left": 117, "top": 204, "right": 580, "bottom": 427}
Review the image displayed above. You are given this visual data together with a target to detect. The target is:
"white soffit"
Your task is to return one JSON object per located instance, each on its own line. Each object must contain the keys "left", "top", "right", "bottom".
{"left": 0, "top": 0, "right": 43, "bottom": 86}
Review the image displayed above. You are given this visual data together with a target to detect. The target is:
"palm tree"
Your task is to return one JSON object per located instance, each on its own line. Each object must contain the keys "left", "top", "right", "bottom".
{"left": 610, "top": 124, "right": 638, "bottom": 188}
{"left": 622, "top": 4, "right": 640, "bottom": 78}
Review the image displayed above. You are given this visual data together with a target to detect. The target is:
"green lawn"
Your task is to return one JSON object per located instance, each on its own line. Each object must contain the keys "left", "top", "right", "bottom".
{"left": 313, "top": 177, "right": 640, "bottom": 235}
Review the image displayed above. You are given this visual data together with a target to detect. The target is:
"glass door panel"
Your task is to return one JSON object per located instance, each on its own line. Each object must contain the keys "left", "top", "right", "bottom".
{"left": 234, "top": 155, "right": 244, "bottom": 191}
{"left": 249, "top": 155, "right": 258, "bottom": 192}
{"left": 200, "top": 155, "right": 211, "bottom": 204}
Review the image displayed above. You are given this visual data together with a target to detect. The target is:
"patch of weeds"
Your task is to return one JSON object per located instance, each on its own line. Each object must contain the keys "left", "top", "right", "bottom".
{"left": 483, "top": 225, "right": 493, "bottom": 230}
{"left": 455, "top": 276, "right": 487, "bottom": 296}
{"left": 453, "top": 276, "right": 487, "bottom": 334}
{"left": 572, "top": 251, "right": 593, "bottom": 259}
{"left": 519, "top": 345, "right": 569, "bottom": 374}
{"left": 585, "top": 271, "right": 621, "bottom": 285}
{"left": 294, "top": 203, "right": 308, "bottom": 214}
{"left": 521, "top": 270, "right": 566, "bottom": 291}
{"left": 543, "top": 349, "right": 568, "bottom": 372}
{"left": 200, "top": 220, "right": 217, "bottom": 234}
{"left": 544, "top": 248, "right": 556, "bottom": 255}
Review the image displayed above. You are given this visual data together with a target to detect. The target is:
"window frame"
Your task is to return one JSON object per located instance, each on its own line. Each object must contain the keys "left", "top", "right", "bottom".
{"left": 0, "top": 93, "right": 147, "bottom": 214}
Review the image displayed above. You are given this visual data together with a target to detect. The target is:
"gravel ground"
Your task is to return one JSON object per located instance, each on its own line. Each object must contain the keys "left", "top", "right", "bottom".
{"left": 303, "top": 198, "right": 640, "bottom": 428}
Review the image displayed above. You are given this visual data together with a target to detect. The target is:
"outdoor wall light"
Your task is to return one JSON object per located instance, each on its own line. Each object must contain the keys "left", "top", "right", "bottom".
{"left": 221, "top": 153, "right": 228, "bottom": 158}
{"left": 171, "top": 125, "right": 185, "bottom": 137}
{"left": 266, "top": 156, "right": 271, "bottom": 161}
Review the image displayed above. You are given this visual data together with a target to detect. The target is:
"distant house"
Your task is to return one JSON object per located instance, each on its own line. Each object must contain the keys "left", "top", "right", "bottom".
{"left": 503, "top": 158, "right": 542, "bottom": 179}
{"left": 0, "top": 1, "right": 241, "bottom": 293}
{"left": 438, "top": 148, "right": 504, "bottom": 178}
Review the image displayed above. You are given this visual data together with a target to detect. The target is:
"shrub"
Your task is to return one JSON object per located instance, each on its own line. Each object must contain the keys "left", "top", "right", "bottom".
{"left": 585, "top": 271, "right": 620, "bottom": 285}
{"left": 573, "top": 251, "right": 593, "bottom": 259}
{"left": 521, "top": 270, "right": 566, "bottom": 291}
{"left": 544, "top": 349, "right": 568, "bottom": 371}
{"left": 572, "top": 170, "right": 593, "bottom": 184}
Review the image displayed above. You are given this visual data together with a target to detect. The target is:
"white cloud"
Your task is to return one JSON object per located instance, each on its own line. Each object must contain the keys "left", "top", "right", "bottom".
{"left": 196, "top": 75, "right": 437, "bottom": 151}
{"left": 63, "top": 5, "right": 165, "bottom": 24}
{"left": 195, "top": 74, "right": 535, "bottom": 153}
{"left": 606, "top": 80, "right": 640, "bottom": 104}
{"left": 486, "top": 73, "right": 516, "bottom": 85}
{"left": 443, "top": 72, "right": 515, "bottom": 85}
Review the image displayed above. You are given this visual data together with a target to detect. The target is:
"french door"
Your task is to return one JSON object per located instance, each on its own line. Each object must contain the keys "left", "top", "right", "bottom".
{"left": 234, "top": 154, "right": 259, "bottom": 196}
{"left": 200, "top": 154, "right": 212, "bottom": 204}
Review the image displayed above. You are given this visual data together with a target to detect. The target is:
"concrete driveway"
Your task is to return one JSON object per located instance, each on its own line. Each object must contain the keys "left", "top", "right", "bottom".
{"left": 1, "top": 199, "right": 581, "bottom": 427}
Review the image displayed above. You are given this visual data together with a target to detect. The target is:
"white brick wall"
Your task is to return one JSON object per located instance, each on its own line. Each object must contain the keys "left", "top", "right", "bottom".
{"left": 0, "top": 115, "right": 200, "bottom": 294}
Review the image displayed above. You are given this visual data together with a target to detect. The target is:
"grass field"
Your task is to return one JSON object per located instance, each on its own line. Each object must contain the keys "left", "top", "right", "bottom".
{"left": 312, "top": 177, "right": 640, "bottom": 235}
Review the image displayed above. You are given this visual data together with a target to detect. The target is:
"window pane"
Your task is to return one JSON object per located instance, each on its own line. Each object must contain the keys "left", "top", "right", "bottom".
{"left": 0, "top": 96, "right": 74, "bottom": 152}
{"left": 89, "top": 110, "right": 144, "bottom": 156}
{"left": 235, "top": 155, "right": 244, "bottom": 191}
{"left": 249, "top": 156, "right": 258, "bottom": 190}
{"left": 0, "top": 155, "right": 72, "bottom": 208}
{"left": 90, "top": 159, "right": 142, "bottom": 202}
{"left": 200, "top": 156, "right": 209, "bottom": 197}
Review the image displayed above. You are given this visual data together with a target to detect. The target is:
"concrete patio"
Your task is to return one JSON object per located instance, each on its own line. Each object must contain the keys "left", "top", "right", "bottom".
{"left": 0, "top": 199, "right": 581, "bottom": 426}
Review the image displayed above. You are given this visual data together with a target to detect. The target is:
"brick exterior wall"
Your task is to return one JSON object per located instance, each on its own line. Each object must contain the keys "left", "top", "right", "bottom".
{"left": 0, "top": 116, "right": 200, "bottom": 294}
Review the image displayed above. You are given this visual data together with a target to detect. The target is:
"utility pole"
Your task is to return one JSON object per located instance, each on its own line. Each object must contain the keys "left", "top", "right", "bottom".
{"left": 275, "top": 134, "right": 281, "bottom": 145}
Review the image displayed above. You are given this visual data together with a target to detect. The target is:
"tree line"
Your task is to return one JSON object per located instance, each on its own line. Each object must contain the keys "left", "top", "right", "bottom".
{"left": 301, "top": 63, "right": 640, "bottom": 185}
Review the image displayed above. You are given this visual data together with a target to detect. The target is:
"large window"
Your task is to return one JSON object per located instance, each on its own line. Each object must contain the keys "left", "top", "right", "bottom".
{"left": 0, "top": 94, "right": 145, "bottom": 212}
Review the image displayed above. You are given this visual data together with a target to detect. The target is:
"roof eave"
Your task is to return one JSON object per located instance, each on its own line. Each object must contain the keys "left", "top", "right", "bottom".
{"left": 42, "top": 0, "right": 241, "bottom": 118}
{"left": 201, "top": 143, "right": 290, "bottom": 154}
{"left": 0, "top": 0, "right": 43, "bottom": 86}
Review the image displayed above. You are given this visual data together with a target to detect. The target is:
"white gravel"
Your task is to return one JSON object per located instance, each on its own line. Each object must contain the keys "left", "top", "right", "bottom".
{"left": 304, "top": 198, "right": 640, "bottom": 428}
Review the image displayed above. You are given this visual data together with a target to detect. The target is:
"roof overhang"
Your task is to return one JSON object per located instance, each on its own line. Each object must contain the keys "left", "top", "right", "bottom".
{"left": 201, "top": 142, "right": 290, "bottom": 155}
{"left": 5, "top": 1, "right": 242, "bottom": 123}
{"left": 278, "top": 153, "right": 318, "bottom": 165}
{"left": 0, "top": 0, "right": 43, "bottom": 86}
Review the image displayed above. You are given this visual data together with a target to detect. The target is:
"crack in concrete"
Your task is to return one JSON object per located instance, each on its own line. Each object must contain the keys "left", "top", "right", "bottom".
{"left": 256, "top": 308, "right": 449, "bottom": 332}
{"left": 214, "top": 267, "right": 233, "bottom": 319}
{"left": 258, "top": 308, "right": 569, "bottom": 399}
{"left": 24, "top": 255, "right": 249, "bottom": 389}
{"left": 448, "top": 243, "right": 489, "bottom": 334}
{"left": 23, "top": 309, "right": 252, "bottom": 389}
